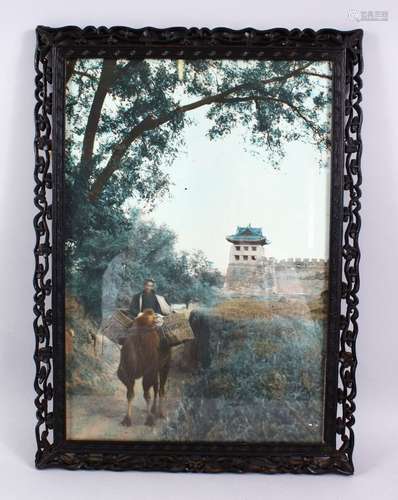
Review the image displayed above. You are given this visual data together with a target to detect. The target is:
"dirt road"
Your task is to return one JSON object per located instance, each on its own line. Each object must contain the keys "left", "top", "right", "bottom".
{"left": 66, "top": 375, "right": 184, "bottom": 441}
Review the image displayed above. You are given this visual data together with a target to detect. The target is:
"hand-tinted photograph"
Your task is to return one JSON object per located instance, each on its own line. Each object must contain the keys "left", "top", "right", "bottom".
{"left": 64, "top": 57, "right": 332, "bottom": 443}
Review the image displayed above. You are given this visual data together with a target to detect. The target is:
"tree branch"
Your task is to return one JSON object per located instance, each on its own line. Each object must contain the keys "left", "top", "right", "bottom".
{"left": 65, "top": 59, "right": 77, "bottom": 85}
{"left": 79, "top": 60, "right": 142, "bottom": 185}
{"left": 88, "top": 62, "right": 319, "bottom": 201}
{"left": 216, "top": 94, "right": 328, "bottom": 144}
{"left": 73, "top": 70, "right": 98, "bottom": 81}
{"left": 301, "top": 71, "right": 332, "bottom": 80}
{"left": 262, "top": 95, "right": 328, "bottom": 142}
{"left": 79, "top": 59, "right": 117, "bottom": 185}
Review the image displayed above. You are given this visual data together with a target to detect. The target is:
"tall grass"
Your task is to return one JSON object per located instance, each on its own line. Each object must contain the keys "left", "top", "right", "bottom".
{"left": 162, "top": 302, "right": 327, "bottom": 443}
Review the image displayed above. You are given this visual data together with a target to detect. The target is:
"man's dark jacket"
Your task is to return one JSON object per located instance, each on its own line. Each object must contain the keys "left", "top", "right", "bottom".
{"left": 129, "top": 291, "right": 166, "bottom": 317}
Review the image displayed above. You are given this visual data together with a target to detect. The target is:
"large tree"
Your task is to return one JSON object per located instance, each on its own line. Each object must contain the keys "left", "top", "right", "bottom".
{"left": 64, "top": 59, "right": 332, "bottom": 316}
{"left": 66, "top": 59, "right": 332, "bottom": 205}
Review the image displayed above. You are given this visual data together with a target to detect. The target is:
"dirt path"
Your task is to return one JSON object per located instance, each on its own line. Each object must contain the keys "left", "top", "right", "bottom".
{"left": 66, "top": 372, "right": 185, "bottom": 441}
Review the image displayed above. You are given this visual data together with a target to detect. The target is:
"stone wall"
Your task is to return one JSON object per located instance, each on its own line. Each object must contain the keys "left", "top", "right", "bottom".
{"left": 268, "top": 257, "right": 328, "bottom": 296}
{"left": 224, "top": 257, "right": 328, "bottom": 296}
{"left": 224, "top": 259, "right": 269, "bottom": 294}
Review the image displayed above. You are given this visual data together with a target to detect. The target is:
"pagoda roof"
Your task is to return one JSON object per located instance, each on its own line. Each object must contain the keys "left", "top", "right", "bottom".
{"left": 226, "top": 225, "right": 270, "bottom": 245}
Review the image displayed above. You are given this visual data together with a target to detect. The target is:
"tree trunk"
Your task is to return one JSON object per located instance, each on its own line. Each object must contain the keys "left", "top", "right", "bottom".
{"left": 65, "top": 59, "right": 77, "bottom": 84}
{"left": 79, "top": 59, "right": 117, "bottom": 183}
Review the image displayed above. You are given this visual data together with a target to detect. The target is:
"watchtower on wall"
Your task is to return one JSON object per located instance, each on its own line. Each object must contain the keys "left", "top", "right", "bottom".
{"left": 224, "top": 225, "right": 271, "bottom": 293}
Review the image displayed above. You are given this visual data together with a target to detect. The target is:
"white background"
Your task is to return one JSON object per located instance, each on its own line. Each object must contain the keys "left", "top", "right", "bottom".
{"left": 0, "top": 1, "right": 397, "bottom": 498}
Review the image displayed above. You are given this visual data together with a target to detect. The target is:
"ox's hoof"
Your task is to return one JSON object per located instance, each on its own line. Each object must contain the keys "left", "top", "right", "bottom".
{"left": 157, "top": 410, "right": 166, "bottom": 419}
{"left": 121, "top": 415, "right": 132, "bottom": 427}
{"left": 145, "top": 415, "right": 155, "bottom": 426}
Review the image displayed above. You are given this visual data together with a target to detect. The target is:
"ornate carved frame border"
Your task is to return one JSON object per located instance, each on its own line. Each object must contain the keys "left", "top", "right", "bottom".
{"left": 33, "top": 26, "right": 363, "bottom": 474}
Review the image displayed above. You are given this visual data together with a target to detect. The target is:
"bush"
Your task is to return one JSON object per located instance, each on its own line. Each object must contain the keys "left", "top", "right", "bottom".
{"left": 161, "top": 299, "right": 327, "bottom": 443}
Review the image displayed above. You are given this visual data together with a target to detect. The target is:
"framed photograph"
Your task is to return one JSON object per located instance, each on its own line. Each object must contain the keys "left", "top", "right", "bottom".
{"left": 33, "top": 26, "right": 363, "bottom": 474}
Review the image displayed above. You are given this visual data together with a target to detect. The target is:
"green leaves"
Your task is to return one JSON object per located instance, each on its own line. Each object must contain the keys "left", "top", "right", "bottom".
{"left": 64, "top": 58, "right": 332, "bottom": 318}
{"left": 66, "top": 205, "right": 223, "bottom": 319}
{"left": 66, "top": 58, "right": 332, "bottom": 205}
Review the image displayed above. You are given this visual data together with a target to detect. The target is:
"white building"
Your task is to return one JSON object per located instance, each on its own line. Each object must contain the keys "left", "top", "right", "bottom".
{"left": 224, "top": 225, "right": 271, "bottom": 293}
{"left": 226, "top": 225, "right": 269, "bottom": 264}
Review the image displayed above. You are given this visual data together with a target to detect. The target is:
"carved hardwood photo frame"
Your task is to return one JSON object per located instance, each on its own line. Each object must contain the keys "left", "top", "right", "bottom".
{"left": 34, "top": 26, "right": 363, "bottom": 474}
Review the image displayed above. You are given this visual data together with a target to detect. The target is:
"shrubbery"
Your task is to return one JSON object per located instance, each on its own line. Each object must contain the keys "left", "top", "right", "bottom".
{"left": 162, "top": 303, "right": 327, "bottom": 443}
{"left": 66, "top": 207, "right": 223, "bottom": 322}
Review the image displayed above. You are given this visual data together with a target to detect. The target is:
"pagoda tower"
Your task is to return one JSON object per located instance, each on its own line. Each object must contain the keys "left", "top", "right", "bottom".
{"left": 224, "top": 225, "right": 271, "bottom": 293}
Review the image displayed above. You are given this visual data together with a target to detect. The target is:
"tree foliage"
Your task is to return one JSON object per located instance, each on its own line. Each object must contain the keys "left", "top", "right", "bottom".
{"left": 64, "top": 58, "right": 332, "bottom": 318}
{"left": 67, "top": 207, "right": 223, "bottom": 320}
{"left": 66, "top": 58, "right": 332, "bottom": 204}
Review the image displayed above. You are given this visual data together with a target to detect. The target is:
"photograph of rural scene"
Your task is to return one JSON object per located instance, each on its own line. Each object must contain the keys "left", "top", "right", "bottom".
{"left": 64, "top": 57, "right": 333, "bottom": 443}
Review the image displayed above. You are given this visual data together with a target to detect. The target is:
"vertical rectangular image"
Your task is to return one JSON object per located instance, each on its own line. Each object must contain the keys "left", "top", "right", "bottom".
{"left": 64, "top": 57, "right": 333, "bottom": 444}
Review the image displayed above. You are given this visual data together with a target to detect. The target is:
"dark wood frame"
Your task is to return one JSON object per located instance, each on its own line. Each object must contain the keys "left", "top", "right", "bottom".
{"left": 33, "top": 26, "right": 363, "bottom": 474}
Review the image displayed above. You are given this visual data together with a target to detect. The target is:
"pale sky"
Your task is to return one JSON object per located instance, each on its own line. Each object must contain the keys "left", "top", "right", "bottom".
{"left": 135, "top": 103, "right": 332, "bottom": 274}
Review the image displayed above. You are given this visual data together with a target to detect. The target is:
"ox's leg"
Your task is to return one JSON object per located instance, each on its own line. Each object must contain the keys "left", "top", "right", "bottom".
{"left": 143, "top": 374, "right": 155, "bottom": 426}
{"left": 121, "top": 381, "right": 135, "bottom": 427}
{"left": 151, "top": 372, "right": 159, "bottom": 417}
{"left": 158, "top": 349, "right": 171, "bottom": 419}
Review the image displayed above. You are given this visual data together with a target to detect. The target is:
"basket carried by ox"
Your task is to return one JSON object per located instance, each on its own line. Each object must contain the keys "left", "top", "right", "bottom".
{"left": 100, "top": 308, "right": 194, "bottom": 347}
{"left": 99, "top": 308, "right": 194, "bottom": 427}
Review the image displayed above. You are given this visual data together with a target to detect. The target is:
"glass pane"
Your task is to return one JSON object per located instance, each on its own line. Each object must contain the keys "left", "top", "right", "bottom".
{"left": 64, "top": 58, "right": 332, "bottom": 443}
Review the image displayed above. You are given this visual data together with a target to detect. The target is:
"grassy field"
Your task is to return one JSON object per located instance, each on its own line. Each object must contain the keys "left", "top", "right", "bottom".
{"left": 212, "top": 294, "right": 327, "bottom": 321}
{"left": 161, "top": 295, "right": 328, "bottom": 442}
